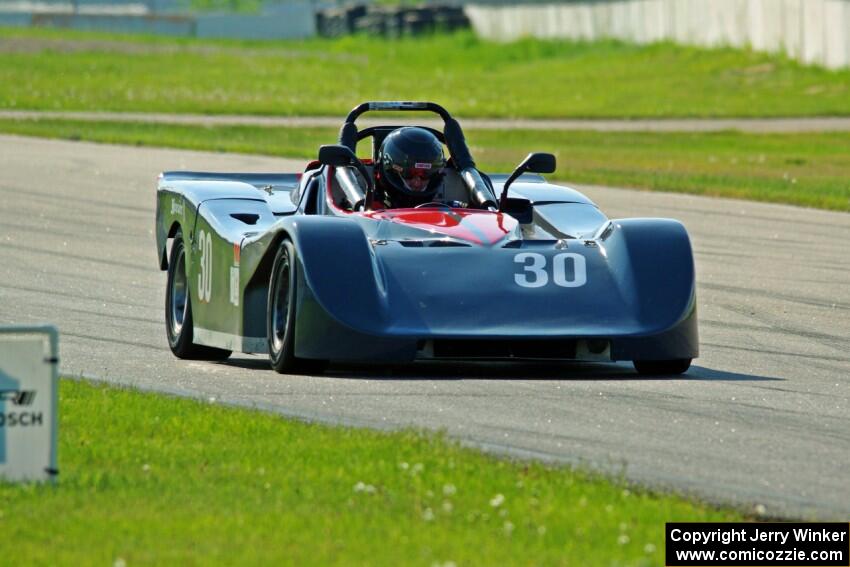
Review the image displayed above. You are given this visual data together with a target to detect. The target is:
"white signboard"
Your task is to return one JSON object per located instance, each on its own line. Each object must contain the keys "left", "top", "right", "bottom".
{"left": 0, "top": 326, "right": 58, "bottom": 482}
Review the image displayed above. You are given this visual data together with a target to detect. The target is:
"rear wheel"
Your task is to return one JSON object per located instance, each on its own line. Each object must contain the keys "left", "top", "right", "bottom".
{"left": 633, "top": 359, "right": 691, "bottom": 376}
{"left": 267, "top": 239, "right": 327, "bottom": 374}
{"left": 165, "top": 230, "right": 231, "bottom": 360}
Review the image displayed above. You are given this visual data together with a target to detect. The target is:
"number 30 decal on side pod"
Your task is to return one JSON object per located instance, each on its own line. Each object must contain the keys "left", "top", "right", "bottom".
{"left": 197, "top": 229, "right": 213, "bottom": 302}
{"left": 514, "top": 252, "right": 587, "bottom": 288}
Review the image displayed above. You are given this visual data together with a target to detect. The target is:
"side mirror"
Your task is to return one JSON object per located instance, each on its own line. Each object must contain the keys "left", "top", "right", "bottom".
{"left": 519, "top": 152, "right": 556, "bottom": 174}
{"left": 498, "top": 152, "right": 556, "bottom": 211}
{"left": 318, "top": 144, "right": 375, "bottom": 207}
{"left": 318, "top": 144, "right": 358, "bottom": 167}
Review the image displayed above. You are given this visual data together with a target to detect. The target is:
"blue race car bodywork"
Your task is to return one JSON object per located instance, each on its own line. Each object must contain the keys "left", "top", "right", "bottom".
{"left": 155, "top": 102, "right": 698, "bottom": 375}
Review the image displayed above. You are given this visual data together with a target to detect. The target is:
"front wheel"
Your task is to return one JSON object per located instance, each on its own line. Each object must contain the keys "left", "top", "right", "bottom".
{"left": 267, "top": 239, "right": 327, "bottom": 374}
{"left": 633, "top": 359, "right": 691, "bottom": 376}
{"left": 165, "top": 230, "right": 231, "bottom": 360}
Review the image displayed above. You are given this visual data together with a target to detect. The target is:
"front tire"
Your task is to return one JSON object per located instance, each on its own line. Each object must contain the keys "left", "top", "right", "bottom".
{"left": 165, "top": 230, "right": 231, "bottom": 360}
{"left": 633, "top": 359, "right": 691, "bottom": 376}
{"left": 267, "top": 239, "right": 326, "bottom": 374}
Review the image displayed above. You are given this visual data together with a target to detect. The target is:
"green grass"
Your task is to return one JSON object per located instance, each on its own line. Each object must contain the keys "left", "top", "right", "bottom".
{"left": 2, "top": 118, "right": 848, "bottom": 211}
{"left": 0, "top": 380, "right": 740, "bottom": 565}
{"left": 185, "top": 0, "right": 263, "bottom": 13}
{"left": 2, "top": 27, "right": 850, "bottom": 118}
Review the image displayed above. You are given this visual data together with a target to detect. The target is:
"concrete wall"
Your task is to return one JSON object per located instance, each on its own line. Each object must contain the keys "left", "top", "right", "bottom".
{"left": 195, "top": 2, "right": 315, "bottom": 38}
{"left": 465, "top": 0, "right": 850, "bottom": 69}
{"left": 0, "top": 0, "right": 174, "bottom": 14}
{"left": 0, "top": 1, "right": 316, "bottom": 38}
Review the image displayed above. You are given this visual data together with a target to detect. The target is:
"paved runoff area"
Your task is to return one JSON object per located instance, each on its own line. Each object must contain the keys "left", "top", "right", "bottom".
{"left": 1, "top": 134, "right": 848, "bottom": 519}
{"left": 5, "top": 110, "right": 850, "bottom": 132}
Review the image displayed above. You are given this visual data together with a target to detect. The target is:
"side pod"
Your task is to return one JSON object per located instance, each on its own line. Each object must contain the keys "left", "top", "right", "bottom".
{"left": 601, "top": 218, "right": 698, "bottom": 361}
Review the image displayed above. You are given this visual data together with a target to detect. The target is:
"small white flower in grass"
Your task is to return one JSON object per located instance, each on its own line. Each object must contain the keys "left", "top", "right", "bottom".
{"left": 353, "top": 482, "right": 376, "bottom": 494}
{"left": 755, "top": 503, "right": 767, "bottom": 516}
{"left": 442, "top": 484, "right": 456, "bottom": 496}
{"left": 113, "top": 559, "right": 127, "bottom": 567}
{"left": 621, "top": 489, "right": 631, "bottom": 498}
{"left": 644, "top": 543, "right": 656, "bottom": 554}
{"left": 489, "top": 493, "right": 505, "bottom": 507}
{"left": 412, "top": 463, "right": 424, "bottom": 474}
{"left": 503, "top": 521, "right": 514, "bottom": 535}
{"left": 422, "top": 507, "right": 435, "bottom": 521}
{"left": 617, "top": 534, "right": 630, "bottom": 545}
{"left": 442, "top": 500, "right": 453, "bottom": 513}
{"left": 208, "top": 396, "right": 216, "bottom": 404}
{"left": 399, "top": 462, "right": 409, "bottom": 470}
{"left": 142, "top": 464, "right": 150, "bottom": 472}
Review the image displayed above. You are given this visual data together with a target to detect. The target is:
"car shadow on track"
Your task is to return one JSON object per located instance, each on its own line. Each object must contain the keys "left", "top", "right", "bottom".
{"left": 218, "top": 357, "right": 782, "bottom": 382}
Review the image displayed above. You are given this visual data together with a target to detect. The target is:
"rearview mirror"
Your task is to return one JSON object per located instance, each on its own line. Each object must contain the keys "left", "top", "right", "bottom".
{"left": 317, "top": 144, "right": 376, "bottom": 208}
{"left": 318, "top": 144, "right": 358, "bottom": 167}
{"left": 498, "top": 152, "right": 556, "bottom": 211}
{"left": 519, "top": 152, "right": 556, "bottom": 174}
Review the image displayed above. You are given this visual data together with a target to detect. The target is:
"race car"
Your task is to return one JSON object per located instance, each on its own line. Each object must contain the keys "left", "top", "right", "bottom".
{"left": 155, "top": 101, "right": 698, "bottom": 375}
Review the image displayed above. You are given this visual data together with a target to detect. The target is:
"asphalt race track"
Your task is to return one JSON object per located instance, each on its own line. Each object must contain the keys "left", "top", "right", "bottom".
{"left": 1, "top": 134, "right": 848, "bottom": 519}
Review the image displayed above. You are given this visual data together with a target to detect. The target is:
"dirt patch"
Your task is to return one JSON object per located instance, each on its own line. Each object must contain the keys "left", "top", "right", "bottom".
{"left": 0, "top": 35, "right": 367, "bottom": 62}
{"left": 0, "top": 36, "right": 171, "bottom": 54}
{"left": 741, "top": 62, "right": 776, "bottom": 75}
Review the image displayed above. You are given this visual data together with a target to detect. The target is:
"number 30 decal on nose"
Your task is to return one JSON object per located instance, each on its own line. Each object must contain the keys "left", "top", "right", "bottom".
{"left": 514, "top": 252, "right": 587, "bottom": 288}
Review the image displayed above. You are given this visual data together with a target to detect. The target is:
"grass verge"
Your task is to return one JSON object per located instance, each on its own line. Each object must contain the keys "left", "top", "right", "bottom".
{"left": 0, "top": 380, "right": 741, "bottom": 565}
{"left": 1, "top": 118, "right": 848, "bottom": 211}
{"left": 2, "top": 27, "right": 850, "bottom": 118}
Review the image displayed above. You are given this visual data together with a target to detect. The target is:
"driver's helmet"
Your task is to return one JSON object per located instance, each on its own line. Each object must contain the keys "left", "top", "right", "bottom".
{"left": 377, "top": 127, "right": 446, "bottom": 204}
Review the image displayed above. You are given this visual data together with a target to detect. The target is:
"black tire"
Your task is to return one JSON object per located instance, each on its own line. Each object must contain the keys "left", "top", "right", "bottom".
{"left": 633, "top": 359, "right": 691, "bottom": 376}
{"left": 165, "top": 230, "right": 231, "bottom": 360}
{"left": 267, "top": 239, "right": 327, "bottom": 374}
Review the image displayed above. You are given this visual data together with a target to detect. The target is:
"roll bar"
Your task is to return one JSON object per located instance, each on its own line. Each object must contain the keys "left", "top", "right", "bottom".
{"left": 343, "top": 101, "right": 452, "bottom": 124}
{"left": 337, "top": 101, "right": 476, "bottom": 172}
